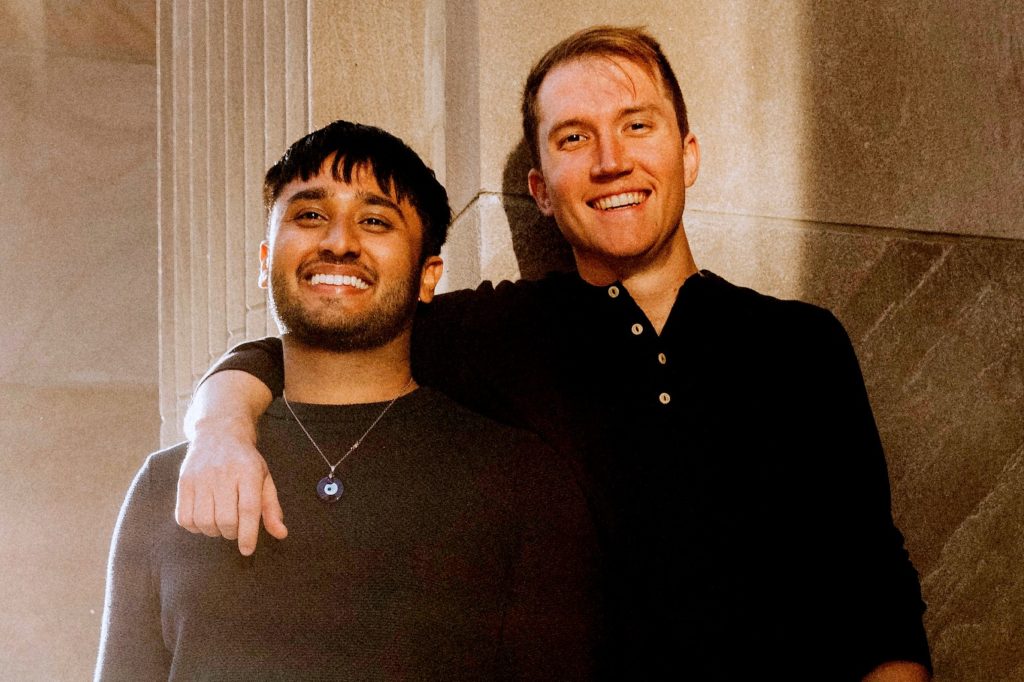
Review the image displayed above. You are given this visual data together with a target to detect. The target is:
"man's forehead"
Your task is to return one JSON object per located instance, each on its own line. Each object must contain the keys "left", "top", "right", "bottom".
{"left": 537, "top": 55, "right": 669, "bottom": 123}
{"left": 278, "top": 162, "right": 400, "bottom": 205}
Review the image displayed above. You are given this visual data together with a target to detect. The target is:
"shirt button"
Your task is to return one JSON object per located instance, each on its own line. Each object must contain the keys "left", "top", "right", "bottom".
{"left": 659, "top": 392, "right": 671, "bottom": 405}
{"left": 631, "top": 323, "right": 643, "bottom": 336}
{"left": 657, "top": 352, "right": 667, "bottom": 365}
{"left": 608, "top": 285, "right": 620, "bottom": 298}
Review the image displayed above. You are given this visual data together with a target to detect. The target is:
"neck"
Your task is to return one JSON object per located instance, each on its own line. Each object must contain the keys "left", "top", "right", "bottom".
{"left": 576, "top": 225, "right": 698, "bottom": 334}
{"left": 281, "top": 331, "right": 416, "bottom": 404}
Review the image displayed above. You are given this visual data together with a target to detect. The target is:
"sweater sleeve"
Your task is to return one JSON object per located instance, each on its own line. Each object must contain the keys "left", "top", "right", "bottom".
{"left": 94, "top": 457, "right": 171, "bottom": 681}
{"left": 199, "top": 337, "right": 285, "bottom": 396}
{"left": 811, "top": 312, "right": 932, "bottom": 676}
{"left": 196, "top": 281, "right": 522, "bottom": 419}
{"left": 197, "top": 283, "right": 491, "bottom": 402}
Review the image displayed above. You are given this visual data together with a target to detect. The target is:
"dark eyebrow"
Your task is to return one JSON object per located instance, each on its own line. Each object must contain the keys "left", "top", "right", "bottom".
{"left": 284, "top": 187, "right": 329, "bottom": 205}
{"left": 357, "top": 191, "right": 403, "bottom": 216}
{"left": 283, "top": 187, "right": 404, "bottom": 218}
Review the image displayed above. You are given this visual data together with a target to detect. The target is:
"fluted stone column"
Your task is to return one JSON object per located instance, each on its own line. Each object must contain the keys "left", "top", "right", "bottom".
{"left": 157, "top": 0, "right": 311, "bottom": 444}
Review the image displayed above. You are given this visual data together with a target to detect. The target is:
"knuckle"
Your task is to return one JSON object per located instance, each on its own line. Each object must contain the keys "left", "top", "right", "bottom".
{"left": 238, "top": 498, "right": 261, "bottom": 515}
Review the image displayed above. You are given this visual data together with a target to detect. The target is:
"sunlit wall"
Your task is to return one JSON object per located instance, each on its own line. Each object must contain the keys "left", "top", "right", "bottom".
{"left": 0, "top": 1, "right": 159, "bottom": 679}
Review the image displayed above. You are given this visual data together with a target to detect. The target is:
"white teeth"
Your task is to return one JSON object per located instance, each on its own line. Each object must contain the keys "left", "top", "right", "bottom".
{"left": 592, "top": 192, "right": 645, "bottom": 210}
{"left": 309, "top": 273, "right": 370, "bottom": 289}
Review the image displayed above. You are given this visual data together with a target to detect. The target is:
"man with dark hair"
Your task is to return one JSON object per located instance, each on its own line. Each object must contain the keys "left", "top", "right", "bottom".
{"left": 95, "top": 120, "right": 599, "bottom": 680}
{"left": 178, "top": 27, "right": 931, "bottom": 680}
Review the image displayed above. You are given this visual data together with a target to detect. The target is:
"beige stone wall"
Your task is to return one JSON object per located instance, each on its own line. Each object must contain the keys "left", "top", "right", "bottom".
{"left": 0, "top": 1, "right": 160, "bottom": 679}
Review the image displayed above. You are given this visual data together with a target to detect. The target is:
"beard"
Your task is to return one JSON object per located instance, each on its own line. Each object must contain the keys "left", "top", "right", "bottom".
{"left": 269, "top": 258, "right": 420, "bottom": 353}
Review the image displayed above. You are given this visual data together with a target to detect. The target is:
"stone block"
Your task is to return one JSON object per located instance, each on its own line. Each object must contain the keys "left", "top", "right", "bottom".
{"left": 0, "top": 49, "right": 157, "bottom": 386}
{"left": 0, "top": 0, "right": 155, "bottom": 63}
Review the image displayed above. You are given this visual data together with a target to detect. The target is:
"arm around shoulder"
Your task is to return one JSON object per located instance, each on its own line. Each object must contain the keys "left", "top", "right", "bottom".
{"left": 178, "top": 369, "right": 285, "bottom": 555}
{"left": 184, "top": 369, "right": 273, "bottom": 440}
{"left": 184, "top": 335, "right": 285, "bottom": 439}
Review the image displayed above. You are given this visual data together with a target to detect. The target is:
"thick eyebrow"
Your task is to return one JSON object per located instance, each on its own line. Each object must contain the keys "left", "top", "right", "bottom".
{"left": 283, "top": 187, "right": 329, "bottom": 205}
{"left": 357, "top": 190, "right": 403, "bottom": 216}
{"left": 282, "top": 187, "right": 405, "bottom": 218}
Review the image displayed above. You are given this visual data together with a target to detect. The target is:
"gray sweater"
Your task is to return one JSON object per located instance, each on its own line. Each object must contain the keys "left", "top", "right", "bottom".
{"left": 95, "top": 388, "right": 601, "bottom": 681}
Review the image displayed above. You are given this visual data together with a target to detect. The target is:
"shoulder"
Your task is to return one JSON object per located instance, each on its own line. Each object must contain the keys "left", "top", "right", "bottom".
{"left": 144, "top": 441, "right": 190, "bottom": 475}
{"left": 405, "top": 389, "right": 569, "bottom": 489}
{"left": 113, "top": 442, "right": 189, "bottom": 538}
{"left": 699, "top": 271, "right": 837, "bottom": 327}
{"left": 127, "top": 442, "right": 189, "bottom": 497}
{"left": 425, "top": 272, "right": 577, "bottom": 319}
{"left": 697, "top": 271, "right": 847, "bottom": 351}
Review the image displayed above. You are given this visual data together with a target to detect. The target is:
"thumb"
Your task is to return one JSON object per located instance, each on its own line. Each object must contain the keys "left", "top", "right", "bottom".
{"left": 262, "top": 473, "right": 288, "bottom": 540}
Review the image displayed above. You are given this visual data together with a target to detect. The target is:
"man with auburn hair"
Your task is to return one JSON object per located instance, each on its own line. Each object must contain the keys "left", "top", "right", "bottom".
{"left": 178, "top": 27, "right": 931, "bottom": 680}
{"left": 95, "top": 120, "right": 600, "bottom": 680}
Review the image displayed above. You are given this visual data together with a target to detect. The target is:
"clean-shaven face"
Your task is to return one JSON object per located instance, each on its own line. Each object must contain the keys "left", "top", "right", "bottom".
{"left": 528, "top": 55, "right": 699, "bottom": 281}
{"left": 260, "top": 160, "right": 438, "bottom": 352}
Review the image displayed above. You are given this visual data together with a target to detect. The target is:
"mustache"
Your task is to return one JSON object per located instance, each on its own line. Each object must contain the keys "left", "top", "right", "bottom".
{"left": 296, "top": 252, "right": 377, "bottom": 283}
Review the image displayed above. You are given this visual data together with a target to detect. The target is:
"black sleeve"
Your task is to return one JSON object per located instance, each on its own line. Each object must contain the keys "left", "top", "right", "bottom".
{"left": 196, "top": 282, "right": 501, "bottom": 402}
{"left": 498, "top": 442, "right": 604, "bottom": 679}
{"left": 95, "top": 457, "right": 171, "bottom": 681}
{"left": 199, "top": 337, "right": 285, "bottom": 397}
{"left": 413, "top": 282, "right": 539, "bottom": 429}
{"left": 810, "top": 312, "right": 932, "bottom": 675}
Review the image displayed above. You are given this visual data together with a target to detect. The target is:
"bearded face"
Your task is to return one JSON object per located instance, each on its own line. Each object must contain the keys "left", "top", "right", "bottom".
{"left": 260, "top": 162, "right": 441, "bottom": 354}
{"left": 268, "top": 251, "right": 421, "bottom": 353}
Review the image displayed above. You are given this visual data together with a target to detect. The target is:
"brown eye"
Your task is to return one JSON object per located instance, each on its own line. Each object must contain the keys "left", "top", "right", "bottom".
{"left": 361, "top": 216, "right": 393, "bottom": 230}
{"left": 558, "top": 132, "right": 586, "bottom": 149}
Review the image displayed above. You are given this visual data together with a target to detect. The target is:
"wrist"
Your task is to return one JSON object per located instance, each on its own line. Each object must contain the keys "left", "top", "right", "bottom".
{"left": 190, "top": 413, "right": 258, "bottom": 444}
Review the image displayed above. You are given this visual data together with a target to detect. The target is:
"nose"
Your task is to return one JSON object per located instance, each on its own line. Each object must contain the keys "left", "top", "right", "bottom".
{"left": 319, "top": 218, "right": 360, "bottom": 257}
{"left": 591, "top": 133, "right": 632, "bottom": 179}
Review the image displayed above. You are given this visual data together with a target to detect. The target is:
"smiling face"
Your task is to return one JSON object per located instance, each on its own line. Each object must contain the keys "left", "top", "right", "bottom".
{"left": 260, "top": 158, "right": 443, "bottom": 352}
{"left": 527, "top": 55, "right": 700, "bottom": 283}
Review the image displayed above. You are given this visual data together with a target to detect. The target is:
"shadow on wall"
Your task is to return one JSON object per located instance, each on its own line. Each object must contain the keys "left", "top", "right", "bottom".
{"left": 500, "top": 139, "right": 576, "bottom": 280}
{"left": 793, "top": 5, "right": 1024, "bottom": 681}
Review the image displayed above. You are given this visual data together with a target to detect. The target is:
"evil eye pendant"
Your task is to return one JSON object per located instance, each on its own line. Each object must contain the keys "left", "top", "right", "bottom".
{"left": 316, "top": 475, "right": 343, "bottom": 502}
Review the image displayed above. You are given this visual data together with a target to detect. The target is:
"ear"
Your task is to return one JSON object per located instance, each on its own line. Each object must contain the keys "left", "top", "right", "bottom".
{"left": 258, "top": 240, "right": 270, "bottom": 289}
{"left": 527, "top": 168, "right": 555, "bottom": 216}
{"left": 417, "top": 255, "right": 444, "bottom": 303}
{"left": 682, "top": 132, "right": 701, "bottom": 188}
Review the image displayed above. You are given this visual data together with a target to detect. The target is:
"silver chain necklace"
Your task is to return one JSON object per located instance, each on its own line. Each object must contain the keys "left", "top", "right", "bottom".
{"left": 282, "top": 377, "right": 414, "bottom": 502}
